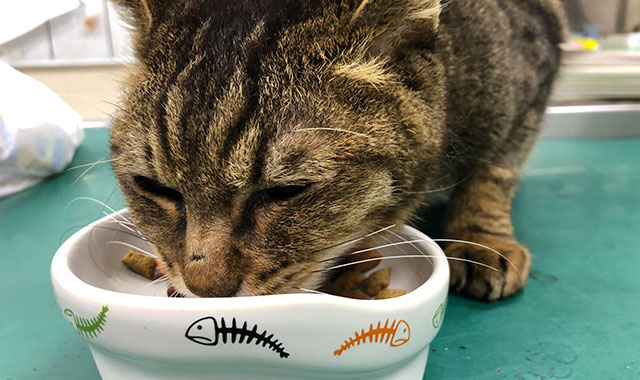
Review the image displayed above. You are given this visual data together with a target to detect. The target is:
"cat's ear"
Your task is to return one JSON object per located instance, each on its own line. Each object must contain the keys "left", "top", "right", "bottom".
{"left": 350, "top": 0, "right": 442, "bottom": 56}
{"left": 110, "top": 0, "right": 167, "bottom": 31}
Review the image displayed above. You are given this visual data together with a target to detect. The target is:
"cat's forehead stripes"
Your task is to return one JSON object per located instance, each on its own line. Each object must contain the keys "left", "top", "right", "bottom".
{"left": 128, "top": 0, "right": 399, "bottom": 194}
{"left": 157, "top": 22, "right": 271, "bottom": 189}
{"left": 148, "top": 9, "right": 321, "bottom": 191}
{"left": 145, "top": 16, "right": 215, "bottom": 181}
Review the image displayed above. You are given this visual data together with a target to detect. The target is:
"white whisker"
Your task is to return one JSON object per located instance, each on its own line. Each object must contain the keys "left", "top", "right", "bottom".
{"left": 106, "top": 241, "right": 158, "bottom": 259}
{"left": 66, "top": 197, "right": 131, "bottom": 222}
{"left": 324, "top": 239, "right": 425, "bottom": 262}
{"left": 102, "top": 211, "right": 138, "bottom": 234}
{"left": 310, "top": 224, "right": 396, "bottom": 256}
{"left": 432, "top": 238, "right": 521, "bottom": 277}
{"left": 65, "top": 159, "right": 114, "bottom": 172}
{"left": 71, "top": 159, "right": 108, "bottom": 185}
{"left": 374, "top": 226, "right": 422, "bottom": 258}
{"left": 84, "top": 224, "right": 149, "bottom": 242}
{"left": 398, "top": 170, "right": 475, "bottom": 195}
{"left": 295, "top": 287, "right": 330, "bottom": 295}
{"left": 143, "top": 275, "right": 169, "bottom": 288}
{"left": 320, "top": 254, "right": 499, "bottom": 272}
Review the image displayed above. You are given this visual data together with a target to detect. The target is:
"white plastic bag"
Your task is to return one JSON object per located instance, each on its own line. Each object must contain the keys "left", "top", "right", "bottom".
{"left": 0, "top": 62, "right": 84, "bottom": 197}
{"left": 0, "top": 0, "right": 80, "bottom": 44}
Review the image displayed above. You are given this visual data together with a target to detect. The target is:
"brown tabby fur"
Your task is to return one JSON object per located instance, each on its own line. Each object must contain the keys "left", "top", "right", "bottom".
{"left": 109, "top": 0, "right": 567, "bottom": 301}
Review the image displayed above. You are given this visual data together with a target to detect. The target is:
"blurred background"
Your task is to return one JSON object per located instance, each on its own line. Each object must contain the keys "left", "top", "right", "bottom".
{"left": 1, "top": 2, "right": 640, "bottom": 380}
{"left": 0, "top": 0, "right": 639, "bottom": 121}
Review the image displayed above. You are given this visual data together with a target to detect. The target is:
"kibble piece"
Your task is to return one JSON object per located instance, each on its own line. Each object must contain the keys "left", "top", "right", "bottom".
{"left": 375, "top": 288, "right": 406, "bottom": 299}
{"left": 332, "top": 270, "right": 367, "bottom": 291}
{"left": 364, "top": 268, "right": 391, "bottom": 297}
{"left": 121, "top": 249, "right": 157, "bottom": 280}
{"left": 348, "top": 249, "right": 382, "bottom": 272}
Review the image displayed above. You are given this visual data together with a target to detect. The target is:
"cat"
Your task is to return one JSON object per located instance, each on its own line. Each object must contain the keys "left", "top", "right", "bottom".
{"left": 109, "top": 0, "right": 567, "bottom": 301}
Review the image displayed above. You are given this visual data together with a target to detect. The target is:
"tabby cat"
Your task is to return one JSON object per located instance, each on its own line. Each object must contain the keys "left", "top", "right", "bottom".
{"left": 110, "top": 0, "right": 566, "bottom": 301}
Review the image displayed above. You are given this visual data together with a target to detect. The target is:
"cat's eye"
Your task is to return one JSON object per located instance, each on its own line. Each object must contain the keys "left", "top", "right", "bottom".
{"left": 133, "top": 175, "right": 183, "bottom": 202}
{"left": 263, "top": 183, "right": 312, "bottom": 202}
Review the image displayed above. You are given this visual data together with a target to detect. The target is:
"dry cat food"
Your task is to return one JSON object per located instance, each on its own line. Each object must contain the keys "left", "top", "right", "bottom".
{"left": 364, "top": 268, "right": 391, "bottom": 296}
{"left": 121, "top": 247, "right": 405, "bottom": 299}
{"left": 375, "top": 288, "right": 407, "bottom": 299}
{"left": 121, "top": 249, "right": 187, "bottom": 297}
{"left": 321, "top": 249, "right": 406, "bottom": 300}
{"left": 121, "top": 249, "right": 157, "bottom": 280}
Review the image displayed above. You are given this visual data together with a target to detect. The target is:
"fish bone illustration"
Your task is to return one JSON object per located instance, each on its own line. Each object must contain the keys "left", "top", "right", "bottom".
{"left": 333, "top": 319, "right": 410, "bottom": 356}
{"left": 186, "top": 316, "right": 290, "bottom": 359}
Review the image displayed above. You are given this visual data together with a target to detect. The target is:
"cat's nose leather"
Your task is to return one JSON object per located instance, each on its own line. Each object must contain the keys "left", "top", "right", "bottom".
{"left": 183, "top": 250, "right": 244, "bottom": 297}
{"left": 184, "top": 271, "right": 242, "bottom": 297}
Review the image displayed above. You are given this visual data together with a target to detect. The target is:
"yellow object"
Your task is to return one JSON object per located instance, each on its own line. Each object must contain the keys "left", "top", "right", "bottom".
{"left": 581, "top": 38, "right": 599, "bottom": 51}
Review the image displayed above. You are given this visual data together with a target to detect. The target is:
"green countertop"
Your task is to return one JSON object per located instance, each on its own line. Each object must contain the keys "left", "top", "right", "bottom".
{"left": 1, "top": 128, "right": 639, "bottom": 379}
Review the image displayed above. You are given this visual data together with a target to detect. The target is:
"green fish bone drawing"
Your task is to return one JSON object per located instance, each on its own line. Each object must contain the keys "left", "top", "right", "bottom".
{"left": 64, "top": 306, "right": 109, "bottom": 338}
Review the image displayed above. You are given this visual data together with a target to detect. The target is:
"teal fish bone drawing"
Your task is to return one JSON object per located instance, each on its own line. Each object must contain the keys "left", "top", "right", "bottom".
{"left": 185, "top": 317, "right": 290, "bottom": 359}
{"left": 333, "top": 319, "right": 410, "bottom": 356}
{"left": 64, "top": 306, "right": 109, "bottom": 338}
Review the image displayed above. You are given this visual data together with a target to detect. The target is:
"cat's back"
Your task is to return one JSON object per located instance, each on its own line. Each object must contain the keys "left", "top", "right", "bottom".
{"left": 433, "top": 0, "right": 567, "bottom": 159}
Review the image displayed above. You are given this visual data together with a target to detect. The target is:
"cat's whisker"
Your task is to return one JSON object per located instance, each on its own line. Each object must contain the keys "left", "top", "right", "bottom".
{"left": 432, "top": 238, "right": 521, "bottom": 277}
{"left": 93, "top": 225, "right": 148, "bottom": 241}
{"left": 374, "top": 226, "right": 419, "bottom": 258}
{"left": 344, "top": 234, "right": 518, "bottom": 276}
{"left": 320, "top": 239, "right": 425, "bottom": 263}
{"left": 143, "top": 275, "right": 169, "bottom": 288}
{"left": 397, "top": 170, "right": 475, "bottom": 195}
{"left": 59, "top": 224, "right": 146, "bottom": 245}
{"left": 100, "top": 221, "right": 149, "bottom": 241}
{"left": 65, "top": 159, "right": 115, "bottom": 172}
{"left": 101, "top": 210, "right": 143, "bottom": 235}
{"left": 103, "top": 218, "right": 137, "bottom": 228}
{"left": 65, "top": 197, "right": 136, "bottom": 233}
{"left": 309, "top": 224, "right": 396, "bottom": 257}
{"left": 102, "top": 211, "right": 139, "bottom": 235}
{"left": 66, "top": 197, "right": 128, "bottom": 220}
{"left": 106, "top": 241, "right": 158, "bottom": 259}
{"left": 315, "top": 255, "right": 499, "bottom": 273}
{"left": 293, "top": 287, "right": 330, "bottom": 295}
{"left": 71, "top": 160, "right": 109, "bottom": 185}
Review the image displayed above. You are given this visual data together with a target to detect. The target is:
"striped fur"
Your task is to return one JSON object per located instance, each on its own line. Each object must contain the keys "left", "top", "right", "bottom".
{"left": 110, "top": 0, "right": 566, "bottom": 300}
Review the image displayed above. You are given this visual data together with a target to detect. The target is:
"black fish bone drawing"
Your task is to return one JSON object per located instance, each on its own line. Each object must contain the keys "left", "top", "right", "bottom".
{"left": 185, "top": 316, "right": 290, "bottom": 359}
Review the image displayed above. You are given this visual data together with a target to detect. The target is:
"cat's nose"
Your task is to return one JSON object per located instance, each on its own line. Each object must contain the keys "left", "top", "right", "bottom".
{"left": 183, "top": 250, "right": 244, "bottom": 297}
{"left": 187, "top": 278, "right": 242, "bottom": 297}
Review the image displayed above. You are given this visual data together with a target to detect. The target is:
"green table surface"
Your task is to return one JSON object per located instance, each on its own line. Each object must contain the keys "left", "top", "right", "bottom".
{"left": 1, "top": 128, "right": 639, "bottom": 379}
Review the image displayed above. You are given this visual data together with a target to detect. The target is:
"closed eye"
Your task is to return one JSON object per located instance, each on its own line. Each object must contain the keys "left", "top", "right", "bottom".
{"left": 133, "top": 175, "right": 183, "bottom": 203}
{"left": 263, "top": 183, "right": 313, "bottom": 202}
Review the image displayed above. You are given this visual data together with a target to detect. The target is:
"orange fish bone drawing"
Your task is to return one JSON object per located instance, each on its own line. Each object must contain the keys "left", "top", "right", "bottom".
{"left": 333, "top": 319, "right": 410, "bottom": 356}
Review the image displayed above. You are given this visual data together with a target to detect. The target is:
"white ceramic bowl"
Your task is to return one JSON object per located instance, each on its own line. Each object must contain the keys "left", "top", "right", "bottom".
{"left": 51, "top": 209, "right": 448, "bottom": 380}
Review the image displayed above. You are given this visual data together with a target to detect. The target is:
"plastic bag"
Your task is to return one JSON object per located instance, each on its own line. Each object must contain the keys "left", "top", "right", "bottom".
{"left": 0, "top": 62, "right": 84, "bottom": 197}
{"left": 0, "top": 0, "right": 80, "bottom": 44}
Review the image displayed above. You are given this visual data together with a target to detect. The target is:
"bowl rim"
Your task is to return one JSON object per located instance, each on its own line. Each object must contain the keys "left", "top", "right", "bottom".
{"left": 51, "top": 209, "right": 449, "bottom": 312}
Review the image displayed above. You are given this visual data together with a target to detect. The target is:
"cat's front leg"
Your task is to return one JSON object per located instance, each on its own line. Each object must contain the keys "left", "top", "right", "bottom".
{"left": 444, "top": 165, "right": 530, "bottom": 302}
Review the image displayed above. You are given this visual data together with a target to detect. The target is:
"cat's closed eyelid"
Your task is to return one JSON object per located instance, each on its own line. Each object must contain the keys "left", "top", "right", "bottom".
{"left": 132, "top": 175, "right": 183, "bottom": 203}
{"left": 262, "top": 183, "right": 314, "bottom": 202}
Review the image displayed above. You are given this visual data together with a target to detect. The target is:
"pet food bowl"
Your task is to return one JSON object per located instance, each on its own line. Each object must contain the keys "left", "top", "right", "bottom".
{"left": 51, "top": 209, "right": 449, "bottom": 380}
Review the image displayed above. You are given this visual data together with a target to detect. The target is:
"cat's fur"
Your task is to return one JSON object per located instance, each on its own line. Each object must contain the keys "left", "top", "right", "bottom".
{"left": 110, "top": 0, "right": 566, "bottom": 301}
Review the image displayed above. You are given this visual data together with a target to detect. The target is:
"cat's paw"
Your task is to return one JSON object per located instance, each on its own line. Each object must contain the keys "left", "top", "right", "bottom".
{"left": 445, "top": 236, "right": 531, "bottom": 302}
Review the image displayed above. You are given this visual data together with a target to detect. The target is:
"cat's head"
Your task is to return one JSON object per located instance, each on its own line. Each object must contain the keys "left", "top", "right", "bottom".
{"left": 110, "top": 0, "right": 446, "bottom": 297}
